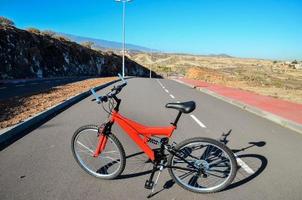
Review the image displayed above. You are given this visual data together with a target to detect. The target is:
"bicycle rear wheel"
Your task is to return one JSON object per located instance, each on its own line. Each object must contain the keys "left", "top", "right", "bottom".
{"left": 168, "top": 137, "right": 237, "bottom": 193}
{"left": 71, "top": 125, "right": 126, "bottom": 179}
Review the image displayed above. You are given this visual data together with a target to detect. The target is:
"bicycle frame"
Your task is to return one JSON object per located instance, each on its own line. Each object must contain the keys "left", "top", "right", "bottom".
{"left": 93, "top": 111, "right": 176, "bottom": 161}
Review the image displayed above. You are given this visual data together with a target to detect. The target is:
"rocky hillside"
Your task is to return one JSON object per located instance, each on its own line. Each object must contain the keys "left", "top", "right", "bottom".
{"left": 0, "top": 25, "right": 156, "bottom": 79}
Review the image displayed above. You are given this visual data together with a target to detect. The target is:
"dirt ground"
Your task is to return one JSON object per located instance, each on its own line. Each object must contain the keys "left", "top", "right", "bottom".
{"left": 0, "top": 77, "right": 116, "bottom": 129}
{"left": 129, "top": 53, "right": 302, "bottom": 104}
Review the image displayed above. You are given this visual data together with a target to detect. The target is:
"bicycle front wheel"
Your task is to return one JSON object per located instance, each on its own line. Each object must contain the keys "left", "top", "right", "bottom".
{"left": 71, "top": 125, "right": 126, "bottom": 179}
{"left": 168, "top": 137, "right": 237, "bottom": 193}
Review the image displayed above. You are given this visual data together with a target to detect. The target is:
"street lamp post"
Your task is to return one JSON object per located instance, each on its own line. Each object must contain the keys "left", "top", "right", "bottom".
{"left": 115, "top": 0, "right": 131, "bottom": 78}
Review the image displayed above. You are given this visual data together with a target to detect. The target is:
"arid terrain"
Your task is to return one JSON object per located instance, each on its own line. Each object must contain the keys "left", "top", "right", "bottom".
{"left": 129, "top": 52, "right": 302, "bottom": 104}
{"left": 0, "top": 77, "right": 116, "bottom": 129}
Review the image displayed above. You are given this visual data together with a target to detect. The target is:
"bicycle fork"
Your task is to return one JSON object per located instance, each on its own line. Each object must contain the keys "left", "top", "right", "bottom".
{"left": 93, "top": 123, "right": 110, "bottom": 157}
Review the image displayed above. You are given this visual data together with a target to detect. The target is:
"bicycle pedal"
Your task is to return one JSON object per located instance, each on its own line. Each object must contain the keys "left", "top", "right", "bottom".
{"left": 145, "top": 180, "right": 154, "bottom": 190}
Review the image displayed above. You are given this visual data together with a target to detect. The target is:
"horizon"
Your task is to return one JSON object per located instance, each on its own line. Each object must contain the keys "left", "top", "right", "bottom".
{"left": 1, "top": 0, "right": 301, "bottom": 60}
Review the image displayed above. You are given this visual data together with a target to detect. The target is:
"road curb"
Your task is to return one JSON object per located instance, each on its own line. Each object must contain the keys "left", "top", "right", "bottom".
{"left": 173, "top": 79, "right": 302, "bottom": 134}
{"left": 0, "top": 79, "right": 119, "bottom": 148}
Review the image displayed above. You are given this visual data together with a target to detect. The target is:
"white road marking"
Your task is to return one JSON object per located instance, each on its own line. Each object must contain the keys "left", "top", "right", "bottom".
{"left": 235, "top": 155, "right": 255, "bottom": 174}
{"left": 30, "top": 82, "right": 38, "bottom": 85}
{"left": 177, "top": 101, "right": 180, "bottom": 103}
{"left": 157, "top": 80, "right": 164, "bottom": 87}
{"left": 16, "top": 84, "right": 24, "bottom": 87}
{"left": 190, "top": 114, "right": 206, "bottom": 128}
{"left": 164, "top": 89, "right": 169, "bottom": 93}
{"left": 0, "top": 87, "right": 6, "bottom": 90}
{"left": 170, "top": 94, "right": 175, "bottom": 99}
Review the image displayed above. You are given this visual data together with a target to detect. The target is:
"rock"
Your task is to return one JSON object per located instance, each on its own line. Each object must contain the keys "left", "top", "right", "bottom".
{"left": 0, "top": 25, "right": 157, "bottom": 79}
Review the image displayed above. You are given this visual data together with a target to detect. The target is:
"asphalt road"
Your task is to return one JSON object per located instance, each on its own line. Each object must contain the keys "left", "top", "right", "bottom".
{"left": 1, "top": 78, "right": 302, "bottom": 200}
{"left": 0, "top": 77, "right": 89, "bottom": 100}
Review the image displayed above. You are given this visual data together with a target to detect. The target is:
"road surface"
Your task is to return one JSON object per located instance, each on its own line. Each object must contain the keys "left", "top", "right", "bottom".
{"left": 1, "top": 78, "right": 302, "bottom": 200}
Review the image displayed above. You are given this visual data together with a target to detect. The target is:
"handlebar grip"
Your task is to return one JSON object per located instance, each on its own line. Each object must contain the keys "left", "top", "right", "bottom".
{"left": 90, "top": 88, "right": 101, "bottom": 103}
{"left": 118, "top": 73, "right": 127, "bottom": 84}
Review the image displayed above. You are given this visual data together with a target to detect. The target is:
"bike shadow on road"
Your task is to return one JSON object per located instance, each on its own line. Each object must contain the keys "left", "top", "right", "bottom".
{"left": 116, "top": 151, "right": 154, "bottom": 179}
{"left": 160, "top": 129, "right": 268, "bottom": 197}
{"left": 220, "top": 129, "right": 268, "bottom": 191}
{"left": 115, "top": 130, "right": 268, "bottom": 197}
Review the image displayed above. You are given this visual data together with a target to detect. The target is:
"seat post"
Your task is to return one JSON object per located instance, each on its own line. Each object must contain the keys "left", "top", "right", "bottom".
{"left": 172, "top": 111, "right": 182, "bottom": 126}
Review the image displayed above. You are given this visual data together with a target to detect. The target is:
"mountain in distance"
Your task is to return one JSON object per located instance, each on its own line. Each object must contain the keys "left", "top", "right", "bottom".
{"left": 60, "top": 32, "right": 232, "bottom": 58}
{"left": 60, "top": 32, "right": 157, "bottom": 53}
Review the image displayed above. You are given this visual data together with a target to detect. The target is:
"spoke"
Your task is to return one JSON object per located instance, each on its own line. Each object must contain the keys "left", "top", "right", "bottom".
{"left": 209, "top": 158, "right": 230, "bottom": 168}
{"left": 205, "top": 145, "right": 213, "bottom": 160}
{"left": 85, "top": 133, "right": 96, "bottom": 151}
{"left": 173, "top": 157, "right": 195, "bottom": 164}
{"left": 177, "top": 170, "right": 195, "bottom": 180}
{"left": 207, "top": 168, "right": 230, "bottom": 174}
{"left": 207, "top": 172, "right": 227, "bottom": 179}
{"left": 102, "top": 150, "right": 119, "bottom": 155}
{"left": 99, "top": 155, "right": 120, "bottom": 161}
{"left": 77, "top": 141, "right": 94, "bottom": 154}
{"left": 77, "top": 150, "right": 93, "bottom": 156}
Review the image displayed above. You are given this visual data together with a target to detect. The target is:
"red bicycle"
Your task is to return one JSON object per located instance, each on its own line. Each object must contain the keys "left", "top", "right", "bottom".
{"left": 71, "top": 75, "right": 237, "bottom": 195}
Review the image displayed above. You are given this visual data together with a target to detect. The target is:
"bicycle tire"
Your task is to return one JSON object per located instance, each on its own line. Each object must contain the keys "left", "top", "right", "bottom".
{"left": 168, "top": 137, "right": 237, "bottom": 193}
{"left": 71, "top": 125, "right": 126, "bottom": 179}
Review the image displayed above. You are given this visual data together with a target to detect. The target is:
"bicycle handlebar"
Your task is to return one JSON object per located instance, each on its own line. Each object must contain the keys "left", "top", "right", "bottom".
{"left": 90, "top": 73, "right": 127, "bottom": 104}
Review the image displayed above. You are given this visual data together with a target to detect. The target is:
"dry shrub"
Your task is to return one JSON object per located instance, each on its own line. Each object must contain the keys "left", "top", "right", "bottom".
{"left": 27, "top": 27, "right": 41, "bottom": 34}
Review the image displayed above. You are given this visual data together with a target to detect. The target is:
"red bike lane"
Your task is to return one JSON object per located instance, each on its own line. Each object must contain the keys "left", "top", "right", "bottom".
{"left": 177, "top": 77, "right": 302, "bottom": 125}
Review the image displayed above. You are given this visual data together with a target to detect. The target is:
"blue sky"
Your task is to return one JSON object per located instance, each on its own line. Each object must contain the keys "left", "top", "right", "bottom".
{"left": 1, "top": 0, "right": 301, "bottom": 60}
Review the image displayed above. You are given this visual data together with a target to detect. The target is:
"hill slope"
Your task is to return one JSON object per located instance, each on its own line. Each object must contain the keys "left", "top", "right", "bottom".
{"left": 0, "top": 26, "right": 156, "bottom": 80}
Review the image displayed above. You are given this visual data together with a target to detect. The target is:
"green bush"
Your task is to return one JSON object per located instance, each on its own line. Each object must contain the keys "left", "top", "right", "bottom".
{"left": 0, "top": 16, "right": 15, "bottom": 26}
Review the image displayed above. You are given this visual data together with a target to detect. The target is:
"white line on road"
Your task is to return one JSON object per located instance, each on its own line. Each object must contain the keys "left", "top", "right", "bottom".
{"left": 16, "top": 84, "right": 24, "bottom": 87}
{"left": 235, "top": 155, "right": 255, "bottom": 174}
{"left": 0, "top": 87, "right": 6, "bottom": 90}
{"left": 157, "top": 80, "right": 163, "bottom": 87}
{"left": 177, "top": 101, "right": 180, "bottom": 103}
{"left": 30, "top": 82, "right": 38, "bottom": 85}
{"left": 164, "top": 89, "right": 169, "bottom": 93}
{"left": 190, "top": 114, "right": 206, "bottom": 128}
{"left": 170, "top": 94, "right": 175, "bottom": 99}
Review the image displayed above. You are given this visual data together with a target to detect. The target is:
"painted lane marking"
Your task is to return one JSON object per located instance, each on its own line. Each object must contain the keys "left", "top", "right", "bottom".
{"left": 16, "top": 84, "right": 24, "bottom": 87}
{"left": 190, "top": 114, "right": 206, "bottom": 128}
{"left": 235, "top": 155, "right": 255, "bottom": 174}
{"left": 177, "top": 101, "right": 180, "bottom": 103}
{"left": 30, "top": 82, "right": 38, "bottom": 85}
{"left": 164, "top": 89, "right": 169, "bottom": 93}
{"left": 0, "top": 87, "right": 6, "bottom": 90}
{"left": 157, "top": 79, "right": 164, "bottom": 87}
{"left": 170, "top": 94, "right": 175, "bottom": 99}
